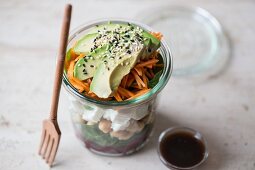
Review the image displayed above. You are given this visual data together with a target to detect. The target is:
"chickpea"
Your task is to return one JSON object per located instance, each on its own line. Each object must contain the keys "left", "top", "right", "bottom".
{"left": 98, "top": 119, "right": 112, "bottom": 133}
{"left": 110, "top": 130, "right": 134, "bottom": 140}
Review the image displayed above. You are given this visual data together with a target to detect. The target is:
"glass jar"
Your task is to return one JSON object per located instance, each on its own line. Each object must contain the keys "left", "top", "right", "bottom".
{"left": 63, "top": 19, "right": 173, "bottom": 156}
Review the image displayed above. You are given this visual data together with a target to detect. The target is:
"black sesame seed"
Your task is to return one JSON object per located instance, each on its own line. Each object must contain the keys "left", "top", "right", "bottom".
{"left": 95, "top": 25, "right": 99, "bottom": 27}
{"left": 82, "top": 64, "right": 86, "bottom": 67}
{"left": 84, "top": 58, "right": 88, "bottom": 62}
{"left": 127, "top": 50, "right": 131, "bottom": 54}
{"left": 90, "top": 65, "right": 94, "bottom": 68}
{"left": 83, "top": 69, "right": 86, "bottom": 72}
{"left": 125, "top": 35, "right": 130, "bottom": 38}
{"left": 107, "top": 67, "right": 110, "bottom": 71}
{"left": 148, "top": 48, "right": 152, "bottom": 53}
{"left": 128, "top": 23, "right": 131, "bottom": 26}
{"left": 119, "top": 57, "right": 122, "bottom": 59}
{"left": 104, "top": 60, "right": 107, "bottom": 63}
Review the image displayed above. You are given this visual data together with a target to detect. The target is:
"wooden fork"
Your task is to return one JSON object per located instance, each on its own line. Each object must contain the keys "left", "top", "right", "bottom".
{"left": 38, "top": 4, "right": 72, "bottom": 167}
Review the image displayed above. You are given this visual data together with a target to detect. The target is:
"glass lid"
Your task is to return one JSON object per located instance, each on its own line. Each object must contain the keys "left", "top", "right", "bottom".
{"left": 136, "top": 6, "right": 230, "bottom": 77}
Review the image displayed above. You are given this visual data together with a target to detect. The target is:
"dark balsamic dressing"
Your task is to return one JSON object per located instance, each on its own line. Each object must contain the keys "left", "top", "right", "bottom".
{"left": 160, "top": 132, "right": 205, "bottom": 168}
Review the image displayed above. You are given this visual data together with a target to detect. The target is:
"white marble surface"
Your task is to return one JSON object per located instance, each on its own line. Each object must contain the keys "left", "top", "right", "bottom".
{"left": 0, "top": 0, "right": 255, "bottom": 169}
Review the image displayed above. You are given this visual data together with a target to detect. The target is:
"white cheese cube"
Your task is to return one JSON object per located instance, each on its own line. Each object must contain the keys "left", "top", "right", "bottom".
{"left": 103, "top": 109, "right": 131, "bottom": 131}
{"left": 82, "top": 107, "right": 103, "bottom": 123}
{"left": 111, "top": 119, "right": 130, "bottom": 131}
{"left": 103, "top": 109, "right": 118, "bottom": 121}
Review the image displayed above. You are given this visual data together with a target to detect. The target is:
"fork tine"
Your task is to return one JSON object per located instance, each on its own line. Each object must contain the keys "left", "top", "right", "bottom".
{"left": 38, "top": 129, "right": 46, "bottom": 155}
{"left": 48, "top": 137, "right": 60, "bottom": 166}
{"left": 41, "top": 133, "right": 50, "bottom": 157}
{"left": 45, "top": 138, "right": 54, "bottom": 162}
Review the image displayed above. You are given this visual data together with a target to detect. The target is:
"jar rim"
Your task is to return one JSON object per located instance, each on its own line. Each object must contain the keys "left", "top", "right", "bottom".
{"left": 62, "top": 18, "right": 173, "bottom": 107}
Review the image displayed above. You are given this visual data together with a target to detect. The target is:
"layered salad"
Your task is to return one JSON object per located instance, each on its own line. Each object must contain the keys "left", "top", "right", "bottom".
{"left": 65, "top": 22, "right": 164, "bottom": 155}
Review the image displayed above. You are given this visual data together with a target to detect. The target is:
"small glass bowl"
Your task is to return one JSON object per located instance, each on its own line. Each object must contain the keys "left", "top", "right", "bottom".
{"left": 158, "top": 127, "right": 209, "bottom": 170}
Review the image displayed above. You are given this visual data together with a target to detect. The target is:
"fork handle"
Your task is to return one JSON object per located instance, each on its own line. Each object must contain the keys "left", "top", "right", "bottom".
{"left": 50, "top": 4, "right": 72, "bottom": 121}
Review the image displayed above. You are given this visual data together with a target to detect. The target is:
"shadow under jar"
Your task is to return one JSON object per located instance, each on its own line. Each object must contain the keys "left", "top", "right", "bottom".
{"left": 63, "top": 19, "right": 173, "bottom": 156}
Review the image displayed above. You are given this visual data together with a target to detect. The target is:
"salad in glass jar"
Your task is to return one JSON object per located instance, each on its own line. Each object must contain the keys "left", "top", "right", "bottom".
{"left": 63, "top": 20, "right": 172, "bottom": 156}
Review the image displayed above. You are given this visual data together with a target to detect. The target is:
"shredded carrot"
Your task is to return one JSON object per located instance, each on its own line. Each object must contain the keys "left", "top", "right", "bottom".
{"left": 72, "top": 77, "right": 90, "bottom": 92}
{"left": 142, "top": 73, "right": 148, "bottom": 88}
{"left": 155, "top": 64, "right": 164, "bottom": 67}
{"left": 118, "top": 89, "right": 129, "bottom": 98}
{"left": 120, "top": 74, "right": 129, "bottom": 88}
{"left": 134, "top": 67, "right": 143, "bottom": 76}
{"left": 118, "top": 87, "right": 135, "bottom": 97}
{"left": 86, "top": 78, "right": 92, "bottom": 85}
{"left": 126, "top": 75, "right": 135, "bottom": 87}
{"left": 128, "top": 88, "right": 150, "bottom": 100}
{"left": 67, "top": 60, "right": 75, "bottom": 78}
{"left": 145, "top": 65, "right": 153, "bottom": 69}
{"left": 131, "top": 70, "right": 145, "bottom": 88}
{"left": 149, "top": 51, "right": 159, "bottom": 59}
{"left": 151, "top": 32, "right": 163, "bottom": 40}
{"left": 69, "top": 78, "right": 85, "bottom": 92}
{"left": 144, "top": 69, "right": 153, "bottom": 79}
{"left": 136, "top": 59, "right": 159, "bottom": 68}
{"left": 113, "top": 92, "right": 123, "bottom": 101}
{"left": 131, "top": 84, "right": 142, "bottom": 89}
{"left": 75, "top": 54, "right": 85, "bottom": 62}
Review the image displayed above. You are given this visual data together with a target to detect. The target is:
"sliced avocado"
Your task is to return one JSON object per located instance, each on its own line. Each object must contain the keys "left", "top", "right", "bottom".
{"left": 90, "top": 48, "right": 144, "bottom": 98}
{"left": 73, "top": 45, "right": 110, "bottom": 80}
{"left": 74, "top": 22, "right": 160, "bottom": 58}
{"left": 90, "top": 63, "right": 112, "bottom": 98}
{"left": 73, "top": 33, "right": 98, "bottom": 54}
{"left": 88, "top": 23, "right": 127, "bottom": 34}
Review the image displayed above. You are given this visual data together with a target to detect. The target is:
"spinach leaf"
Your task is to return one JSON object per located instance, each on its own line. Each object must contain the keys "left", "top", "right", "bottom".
{"left": 148, "top": 70, "right": 163, "bottom": 88}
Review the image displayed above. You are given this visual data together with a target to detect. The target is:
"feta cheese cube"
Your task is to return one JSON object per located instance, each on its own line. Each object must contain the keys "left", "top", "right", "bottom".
{"left": 82, "top": 107, "right": 103, "bottom": 123}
